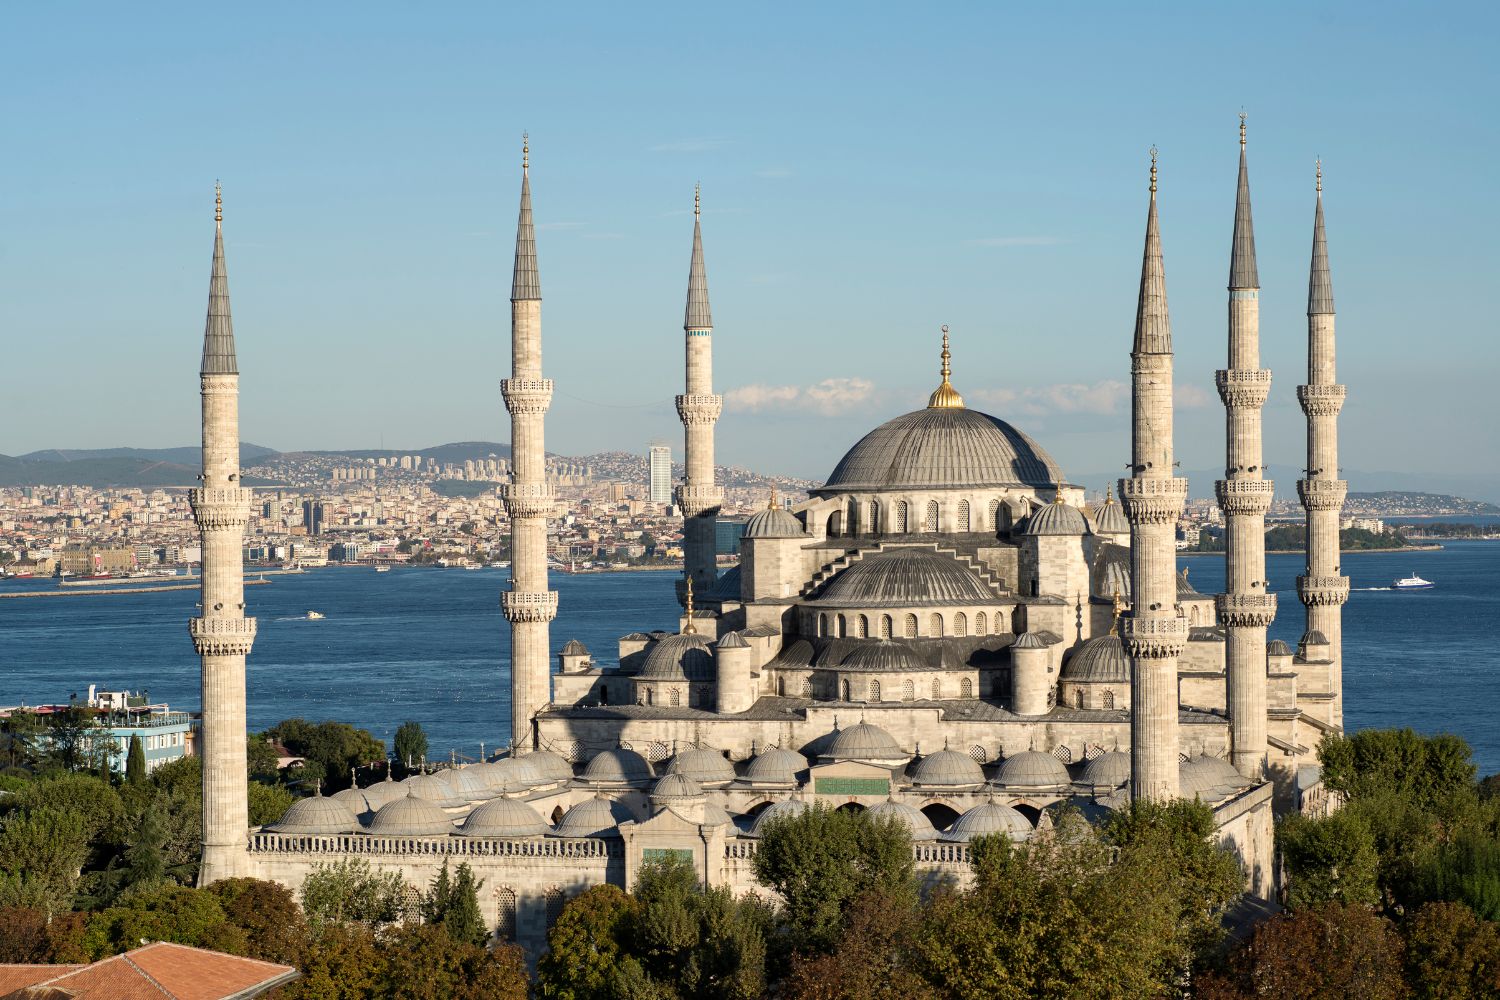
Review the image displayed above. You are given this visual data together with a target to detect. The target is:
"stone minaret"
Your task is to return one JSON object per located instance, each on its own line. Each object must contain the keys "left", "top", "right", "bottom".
{"left": 675, "top": 185, "right": 723, "bottom": 605}
{"left": 1296, "top": 162, "right": 1350, "bottom": 728}
{"left": 1217, "top": 117, "right": 1277, "bottom": 780}
{"left": 500, "top": 136, "right": 557, "bottom": 752}
{"left": 1120, "top": 151, "right": 1188, "bottom": 801}
{"left": 192, "top": 185, "right": 257, "bottom": 884}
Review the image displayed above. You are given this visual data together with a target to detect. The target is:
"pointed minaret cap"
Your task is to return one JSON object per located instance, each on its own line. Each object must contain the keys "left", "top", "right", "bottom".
{"left": 200, "top": 182, "right": 239, "bottom": 376}
{"left": 1308, "top": 160, "right": 1335, "bottom": 315}
{"left": 1132, "top": 149, "right": 1172, "bottom": 355}
{"left": 926, "top": 326, "right": 965, "bottom": 408}
{"left": 684, "top": 183, "right": 713, "bottom": 330}
{"left": 511, "top": 133, "right": 541, "bottom": 302}
{"left": 1229, "top": 114, "right": 1259, "bottom": 290}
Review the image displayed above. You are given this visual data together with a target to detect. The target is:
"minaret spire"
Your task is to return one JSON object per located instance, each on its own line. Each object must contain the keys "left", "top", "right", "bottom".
{"left": 1230, "top": 114, "right": 1259, "bottom": 290}
{"left": 191, "top": 184, "right": 257, "bottom": 882}
{"left": 1120, "top": 149, "right": 1188, "bottom": 801}
{"left": 676, "top": 184, "right": 724, "bottom": 607}
{"left": 511, "top": 133, "right": 540, "bottom": 302}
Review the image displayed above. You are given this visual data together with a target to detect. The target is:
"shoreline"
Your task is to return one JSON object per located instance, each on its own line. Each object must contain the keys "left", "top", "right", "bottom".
{"left": 1180, "top": 544, "right": 1444, "bottom": 557}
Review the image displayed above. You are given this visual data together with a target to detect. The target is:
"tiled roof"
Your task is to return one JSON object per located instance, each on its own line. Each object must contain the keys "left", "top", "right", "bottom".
{"left": 0, "top": 942, "right": 297, "bottom": 999}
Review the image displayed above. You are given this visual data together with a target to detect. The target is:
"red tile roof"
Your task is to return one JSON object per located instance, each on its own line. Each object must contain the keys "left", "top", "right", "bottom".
{"left": 0, "top": 942, "right": 297, "bottom": 1000}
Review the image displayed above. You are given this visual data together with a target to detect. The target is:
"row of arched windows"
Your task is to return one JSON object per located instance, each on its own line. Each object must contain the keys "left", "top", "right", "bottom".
{"left": 832, "top": 497, "right": 1010, "bottom": 537}
{"left": 833, "top": 676, "right": 974, "bottom": 701}
{"left": 817, "top": 610, "right": 1008, "bottom": 639}
{"left": 1070, "top": 689, "right": 1118, "bottom": 710}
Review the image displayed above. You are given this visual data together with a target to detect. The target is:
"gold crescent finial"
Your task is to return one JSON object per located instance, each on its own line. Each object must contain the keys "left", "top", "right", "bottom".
{"left": 1316, "top": 158, "right": 1323, "bottom": 194}
{"left": 1149, "top": 146, "right": 1158, "bottom": 195}
{"left": 767, "top": 485, "right": 779, "bottom": 511}
{"left": 1110, "top": 589, "right": 1125, "bottom": 635}
{"left": 683, "top": 575, "right": 696, "bottom": 633}
{"left": 522, "top": 132, "right": 529, "bottom": 172}
{"left": 1239, "top": 112, "right": 1247, "bottom": 149}
{"left": 694, "top": 182, "right": 701, "bottom": 218}
{"left": 927, "top": 325, "right": 964, "bottom": 409}
{"left": 214, "top": 181, "right": 222, "bottom": 224}
{"left": 1053, "top": 479, "right": 1066, "bottom": 504}
{"left": 1105, "top": 483, "right": 1114, "bottom": 503}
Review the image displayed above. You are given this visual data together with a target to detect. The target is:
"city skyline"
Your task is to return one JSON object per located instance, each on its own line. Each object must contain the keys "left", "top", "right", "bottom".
{"left": 3, "top": 3, "right": 1495, "bottom": 488}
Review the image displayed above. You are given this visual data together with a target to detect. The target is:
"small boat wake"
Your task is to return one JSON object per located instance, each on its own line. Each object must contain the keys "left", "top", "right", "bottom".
{"left": 274, "top": 612, "right": 328, "bottom": 622}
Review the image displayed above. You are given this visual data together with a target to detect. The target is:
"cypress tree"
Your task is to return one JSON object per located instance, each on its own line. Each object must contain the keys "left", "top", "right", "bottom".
{"left": 126, "top": 733, "right": 146, "bottom": 785}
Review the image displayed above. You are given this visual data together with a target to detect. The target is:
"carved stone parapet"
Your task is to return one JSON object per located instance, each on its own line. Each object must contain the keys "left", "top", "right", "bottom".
{"left": 1297, "top": 383, "right": 1346, "bottom": 417}
{"left": 500, "top": 378, "right": 554, "bottom": 414}
{"left": 189, "top": 616, "right": 258, "bottom": 656}
{"left": 1117, "top": 477, "right": 1188, "bottom": 524}
{"left": 501, "top": 590, "right": 559, "bottom": 623}
{"left": 1215, "top": 479, "right": 1275, "bottom": 516}
{"left": 676, "top": 484, "right": 724, "bottom": 516}
{"left": 1215, "top": 592, "right": 1278, "bottom": 627}
{"left": 190, "top": 487, "right": 255, "bottom": 529}
{"left": 200, "top": 374, "right": 239, "bottom": 393}
{"left": 675, "top": 393, "right": 723, "bottom": 425}
{"left": 1297, "top": 479, "right": 1347, "bottom": 510}
{"left": 1297, "top": 575, "right": 1350, "bottom": 606}
{"left": 1215, "top": 368, "right": 1272, "bottom": 408}
{"left": 500, "top": 482, "right": 555, "bottom": 519}
{"left": 1119, "top": 615, "right": 1188, "bottom": 658}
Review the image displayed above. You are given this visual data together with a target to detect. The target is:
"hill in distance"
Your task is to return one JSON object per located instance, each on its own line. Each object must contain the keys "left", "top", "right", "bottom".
{"left": 0, "top": 444, "right": 281, "bottom": 488}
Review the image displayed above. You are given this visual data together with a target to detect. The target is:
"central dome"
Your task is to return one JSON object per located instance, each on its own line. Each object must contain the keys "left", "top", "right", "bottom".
{"left": 818, "top": 407, "right": 1065, "bottom": 493}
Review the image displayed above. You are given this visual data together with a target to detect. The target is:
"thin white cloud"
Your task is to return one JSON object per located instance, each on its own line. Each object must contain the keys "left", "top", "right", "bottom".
{"left": 726, "top": 377, "right": 876, "bottom": 416}
{"left": 1175, "top": 383, "right": 1213, "bottom": 409}
{"left": 970, "top": 380, "right": 1128, "bottom": 418}
{"left": 650, "top": 138, "right": 733, "bottom": 154}
{"left": 965, "top": 236, "right": 1067, "bottom": 248}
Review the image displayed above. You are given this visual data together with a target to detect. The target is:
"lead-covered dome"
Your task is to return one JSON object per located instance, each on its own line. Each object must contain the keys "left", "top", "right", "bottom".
{"left": 993, "top": 750, "right": 1071, "bottom": 790}
{"left": 640, "top": 632, "right": 716, "bottom": 681}
{"left": 667, "top": 749, "right": 736, "bottom": 786}
{"left": 747, "top": 798, "right": 810, "bottom": 837}
{"left": 580, "top": 747, "right": 654, "bottom": 786}
{"left": 826, "top": 722, "right": 907, "bottom": 762}
{"left": 1018, "top": 501, "right": 1089, "bottom": 536}
{"left": 940, "top": 801, "right": 1033, "bottom": 842}
{"left": 458, "top": 797, "right": 549, "bottom": 838}
{"left": 365, "top": 792, "right": 455, "bottom": 836}
{"left": 1078, "top": 750, "right": 1131, "bottom": 789}
{"left": 267, "top": 795, "right": 359, "bottom": 834}
{"left": 815, "top": 547, "right": 995, "bottom": 607}
{"left": 1060, "top": 635, "right": 1129, "bottom": 684}
{"left": 907, "top": 749, "right": 986, "bottom": 787}
{"left": 819, "top": 407, "right": 1064, "bottom": 492}
{"left": 744, "top": 506, "right": 805, "bottom": 539}
{"left": 743, "top": 747, "right": 808, "bottom": 785}
{"left": 867, "top": 799, "right": 939, "bottom": 841}
{"left": 552, "top": 796, "right": 633, "bottom": 839}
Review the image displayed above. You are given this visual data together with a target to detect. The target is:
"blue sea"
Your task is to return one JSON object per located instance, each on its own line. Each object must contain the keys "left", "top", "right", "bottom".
{"left": 2, "top": 542, "right": 1497, "bottom": 775}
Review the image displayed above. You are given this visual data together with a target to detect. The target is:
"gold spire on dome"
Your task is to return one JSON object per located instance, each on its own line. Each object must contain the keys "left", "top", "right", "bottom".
{"left": 1104, "top": 483, "right": 1115, "bottom": 504}
{"left": 926, "top": 325, "right": 965, "bottom": 409}
{"left": 1149, "top": 146, "right": 1158, "bottom": 194}
{"left": 682, "top": 576, "right": 696, "bottom": 634}
{"left": 1110, "top": 590, "right": 1126, "bottom": 635}
{"left": 1053, "top": 479, "right": 1066, "bottom": 504}
{"left": 767, "top": 485, "right": 779, "bottom": 511}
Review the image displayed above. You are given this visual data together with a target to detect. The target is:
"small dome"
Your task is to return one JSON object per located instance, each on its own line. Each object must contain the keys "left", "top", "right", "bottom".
{"left": 359, "top": 774, "right": 406, "bottom": 811}
{"left": 1060, "top": 635, "right": 1129, "bottom": 684}
{"left": 560, "top": 639, "right": 590, "bottom": 656}
{"left": 1178, "top": 755, "right": 1244, "bottom": 802}
{"left": 401, "top": 773, "right": 466, "bottom": 808}
{"left": 365, "top": 792, "right": 455, "bottom": 836}
{"left": 747, "top": 798, "right": 810, "bottom": 838}
{"left": 702, "top": 802, "right": 735, "bottom": 829}
{"left": 743, "top": 747, "right": 808, "bottom": 785}
{"left": 1012, "top": 632, "right": 1051, "bottom": 650}
{"left": 457, "top": 797, "right": 549, "bottom": 838}
{"left": 639, "top": 632, "right": 716, "bottom": 681}
{"left": 551, "top": 796, "right": 633, "bottom": 839}
{"left": 867, "top": 799, "right": 939, "bottom": 841}
{"left": 1019, "top": 501, "right": 1089, "bottom": 536}
{"left": 836, "top": 639, "right": 931, "bottom": 673}
{"left": 717, "top": 631, "right": 750, "bottom": 650}
{"left": 1090, "top": 495, "right": 1130, "bottom": 535}
{"left": 525, "top": 751, "right": 576, "bottom": 782}
{"left": 267, "top": 795, "right": 359, "bottom": 834}
{"left": 940, "top": 801, "right": 1033, "bottom": 843}
{"left": 328, "top": 787, "right": 371, "bottom": 818}
{"left": 477, "top": 756, "right": 546, "bottom": 792}
{"left": 816, "top": 547, "right": 996, "bottom": 607}
{"left": 1078, "top": 751, "right": 1131, "bottom": 789}
{"left": 993, "top": 750, "right": 1071, "bottom": 790}
{"left": 744, "top": 506, "right": 805, "bottom": 539}
{"left": 651, "top": 772, "right": 704, "bottom": 802}
{"left": 1301, "top": 630, "right": 1330, "bottom": 646}
{"left": 1266, "top": 639, "right": 1293, "bottom": 657}
{"left": 667, "top": 749, "right": 736, "bottom": 786}
{"left": 580, "top": 747, "right": 654, "bottom": 786}
{"left": 826, "top": 722, "right": 907, "bottom": 761}
{"left": 444, "top": 766, "right": 498, "bottom": 802}
{"left": 907, "top": 749, "right": 985, "bottom": 787}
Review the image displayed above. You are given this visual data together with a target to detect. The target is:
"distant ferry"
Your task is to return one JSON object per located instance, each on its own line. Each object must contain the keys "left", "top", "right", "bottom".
{"left": 306, "top": 611, "right": 326, "bottom": 620}
{"left": 375, "top": 565, "right": 391, "bottom": 573}
{"left": 1392, "top": 574, "right": 1435, "bottom": 590}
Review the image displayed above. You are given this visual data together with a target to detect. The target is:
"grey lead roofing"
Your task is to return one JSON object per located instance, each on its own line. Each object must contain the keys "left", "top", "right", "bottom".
{"left": 1308, "top": 187, "right": 1335, "bottom": 315}
{"left": 1132, "top": 164, "right": 1172, "bottom": 355}
{"left": 1229, "top": 141, "right": 1259, "bottom": 289}
{"left": 511, "top": 169, "right": 541, "bottom": 301}
{"left": 684, "top": 209, "right": 713, "bottom": 329}
{"left": 200, "top": 220, "right": 238, "bottom": 375}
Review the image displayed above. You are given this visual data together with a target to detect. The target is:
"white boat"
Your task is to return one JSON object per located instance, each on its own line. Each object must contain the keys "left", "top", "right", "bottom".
{"left": 1392, "top": 574, "right": 1434, "bottom": 590}
{"left": 375, "top": 565, "right": 391, "bottom": 573}
{"left": 306, "top": 611, "right": 326, "bottom": 620}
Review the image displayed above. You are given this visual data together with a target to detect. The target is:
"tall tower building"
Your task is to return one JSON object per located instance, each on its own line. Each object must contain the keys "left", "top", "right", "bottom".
{"left": 191, "top": 185, "right": 257, "bottom": 884}
{"left": 499, "top": 136, "right": 557, "bottom": 752}
{"left": 1297, "top": 163, "right": 1350, "bottom": 727}
{"left": 648, "top": 444, "right": 672, "bottom": 505}
{"left": 1120, "top": 150, "right": 1188, "bottom": 801}
{"left": 1217, "top": 117, "right": 1277, "bottom": 780}
{"left": 675, "top": 185, "right": 723, "bottom": 605}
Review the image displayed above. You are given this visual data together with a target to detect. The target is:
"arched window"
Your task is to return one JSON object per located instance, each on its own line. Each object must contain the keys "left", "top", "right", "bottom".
{"left": 829, "top": 510, "right": 843, "bottom": 537}
{"left": 670, "top": 688, "right": 681, "bottom": 707}
{"left": 929, "top": 613, "right": 944, "bottom": 637}
{"left": 802, "top": 677, "right": 813, "bottom": 697}
{"left": 820, "top": 613, "right": 831, "bottom": 637}
{"left": 895, "top": 501, "right": 909, "bottom": 533}
{"left": 777, "top": 676, "right": 786, "bottom": 696}
{"left": 1074, "top": 690, "right": 1085, "bottom": 710}
{"left": 960, "top": 678, "right": 973, "bottom": 698}
{"left": 869, "top": 500, "right": 880, "bottom": 534}
{"left": 645, "top": 688, "right": 654, "bottom": 706}
{"left": 856, "top": 614, "right": 869, "bottom": 638}
{"left": 931, "top": 678, "right": 942, "bottom": 700}
{"left": 495, "top": 886, "right": 518, "bottom": 942}
{"left": 880, "top": 615, "right": 893, "bottom": 638}
{"left": 903, "top": 679, "right": 915, "bottom": 701}
{"left": 841, "top": 680, "right": 851, "bottom": 701}
{"left": 836, "top": 615, "right": 847, "bottom": 638}
{"left": 1103, "top": 689, "right": 1116, "bottom": 710}
{"left": 545, "top": 886, "right": 566, "bottom": 928}
{"left": 954, "top": 612, "right": 968, "bottom": 637}
{"left": 988, "top": 498, "right": 1002, "bottom": 530}
{"left": 871, "top": 680, "right": 882, "bottom": 702}
{"left": 957, "top": 500, "right": 971, "bottom": 532}
{"left": 904, "top": 614, "right": 918, "bottom": 638}
{"left": 975, "top": 611, "right": 987, "bottom": 634}
{"left": 924, "top": 500, "right": 939, "bottom": 532}
{"left": 1190, "top": 605, "right": 1200, "bottom": 625}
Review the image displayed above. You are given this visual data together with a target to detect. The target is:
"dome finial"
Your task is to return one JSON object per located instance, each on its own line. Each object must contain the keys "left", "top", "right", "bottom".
{"left": 1053, "top": 479, "right": 1066, "bottom": 504}
{"left": 926, "top": 325, "right": 965, "bottom": 408}
{"left": 214, "top": 181, "right": 222, "bottom": 225}
{"left": 1149, "top": 146, "right": 1158, "bottom": 195}
{"left": 1104, "top": 483, "right": 1115, "bottom": 504}
{"left": 1315, "top": 157, "right": 1322, "bottom": 195}
{"left": 767, "top": 485, "right": 779, "bottom": 511}
{"left": 522, "top": 132, "right": 529, "bottom": 172}
{"left": 682, "top": 575, "right": 697, "bottom": 634}
{"left": 1110, "top": 590, "right": 1125, "bottom": 636}
{"left": 694, "top": 181, "right": 701, "bottom": 218}
{"left": 1239, "top": 111, "right": 1247, "bottom": 149}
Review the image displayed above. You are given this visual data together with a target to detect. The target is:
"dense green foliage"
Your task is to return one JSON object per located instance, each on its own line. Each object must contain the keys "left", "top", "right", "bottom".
{"left": 263, "top": 718, "right": 387, "bottom": 792}
{"left": 394, "top": 720, "right": 429, "bottom": 775}
{"left": 1191, "top": 524, "right": 1411, "bottom": 552}
{"left": 301, "top": 857, "right": 407, "bottom": 928}
{"left": 125, "top": 733, "right": 145, "bottom": 785}
{"left": 420, "top": 860, "right": 489, "bottom": 947}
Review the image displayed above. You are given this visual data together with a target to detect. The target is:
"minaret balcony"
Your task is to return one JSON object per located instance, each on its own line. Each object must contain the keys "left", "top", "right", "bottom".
{"left": 189, "top": 616, "right": 258, "bottom": 656}
{"left": 1215, "top": 479, "right": 1275, "bottom": 516}
{"left": 501, "top": 590, "right": 559, "bottom": 623}
{"left": 1119, "top": 615, "right": 1188, "bottom": 658}
{"left": 189, "top": 487, "right": 255, "bottom": 529}
{"left": 1297, "top": 479, "right": 1347, "bottom": 510}
{"left": 501, "top": 378, "right": 554, "bottom": 414}
{"left": 1215, "top": 369, "right": 1272, "bottom": 408}
{"left": 1297, "top": 384, "right": 1346, "bottom": 417}
{"left": 1215, "top": 593, "right": 1278, "bottom": 628}
{"left": 1117, "top": 477, "right": 1187, "bottom": 524}
{"left": 676, "top": 484, "right": 724, "bottom": 516}
{"left": 675, "top": 393, "right": 723, "bottom": 424}
{"left": 1297, "top": 575, "right": 1350, "bottom": 606}
{"left": 501, "top": 482, "right": 556, "bottom": 519}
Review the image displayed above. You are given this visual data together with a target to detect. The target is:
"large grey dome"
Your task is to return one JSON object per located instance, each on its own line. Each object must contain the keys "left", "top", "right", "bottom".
{"left": 640, "top": 632, "right": 716, "bottom": 681}
{"left": 458, "top": 797, "right": 549, "bottom": 838}
{"left": 743, "top": 747, "right": 808, "bottom": 785}
{"left": 551, "top": 796, "right": 633, "bottom": 839}
{"left": 744, "top": 506, "right": 805, "bottom": 539}
{"left": 907, "top": 749, "right": 985, "bottom": 787}
{"left": 580, "top": 747, "right": 654, "bottom": 786}
{"left": 867, "top": 799, "right": 938, "bottom": 841}
{"left": 836, "top": 639, "right": 931, "bottom": 673}
{"left": 815, "top": 547, "right": 996, "bottom": 607}
{"left": 940, "top": 801, "right": 1033, "bottom": 842}
{"left": 365, "top": 792, "right": 455, "bottom": 836}
{"left": 826, "top": 722, "right": 907, "bottom": 761}
{"left": 819, "top": 407, "right": 1064, "bottom": 493}
{"left": 993, "top": 750, "right": 1071, "bottom": 790}
{"left": 1018, "top": 501, "right": 1089, "bottom": 536}
{"left": 1060, "top": 635, "right": 1129, "bottom": 684}
{"left": 267, "top": 795, "right": 359, "bottom": 834}
{"left": 667, "top": 749, "right": 736, "bottom": 786}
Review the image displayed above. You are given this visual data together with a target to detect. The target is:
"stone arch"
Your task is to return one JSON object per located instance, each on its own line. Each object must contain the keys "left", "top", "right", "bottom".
{"left": 645, "top": 688, "right": 654, "bottom": 706}
{"left": 929, "top": 613, "right": 944, "bottom": 637}
{"left": 777, "top": 676, "right": 787, "bottom": 696}
{"left": 836, "top": 801, "right": 866, "bottom": 814}
{"left": 745, "top": 800, "right": 776, "bottom": 817}
{"left": 1190, "top": 605, "right": 1201, "bottom": 625}
{"left": 920, "top": 802, "right": 962, "bottom": 832}
{"left": 836, "top": 614, "right": 847, "bottom": 638}
{"left": 1103, "top": 689, "right": 1115, "bottom": 710}
{"left": 494, "top": 886, "right": 518, "bottom": 942}
{"left": 975, "top": 611, "right": 987, "bottom": 634}
{"left": 953, "top": 612, "right": 968, "bottom": 637}
{"left": 931, "top": 678, "right": 942, "bottom": 700}
{"left": 544, "top": 886, "right": 567, "bottom": 928}
{"left": 880, "top": 614, "right": 893, "bottom": 638}
{"left": 1012, "top": 802, "right": 1042, "bottom": 826}
{"left": 550, "top": 804, "right": 565, "bottom": 825}
{"left": 856, "top": 614, "right": 869, "bottom": 638}
{"left": 868, "top": 500, "right": 880, "bottom": 534}
{"left": 820, "top": 613, "right": 831, "bottom": 637}
{"left": 841, "top": 679, "right": 851, "bottom": 701}
{"left": 903, "top": 679, "right": 915, "bottom": 701}
{"left": 924, "top": 500, "right": 939, "bottom": 532}
{"left": 904, "top": 614, "right": 918, "bottom": 639}
{"left": 829, "top": 509, "right": 843, "bottom": 537}
{"left": 895, "top": 501, "right": 909, "bottom": 533}
{"left": 988, "top": 497, "right": 1002, "bottom": 530}
{"left": 960, "top": 678, "right": 973, "bottom": 698}
{"left": 957, "top": 499, "right": 971, "bottom": 532}
{"left": 871, "top": 680, "right": 882, "bottom": 702}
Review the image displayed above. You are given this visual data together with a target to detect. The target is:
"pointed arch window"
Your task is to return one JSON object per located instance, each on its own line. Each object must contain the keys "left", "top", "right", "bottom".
{"left": 1103, "top": 690, "right": 1116, "bottom": 710}
{"left": 958, "top": 500, "right": 971, "bottom": 532}
{"left": 960, "top": 678, "right": 973, "bottom": 698}
{"left": 953, "top": 612, "right": 968, "bottom": 637}
{"left": 895, "top": 501, "right": 909, "bottom": 533}
{"left": 931, "top": 678, "right": 942, "bottom": 700}
{"left": 802, "top": 677, "right": 813, "bottom": 698}
{"left": 1075, "top": 690, "right": 1085, "bottom": 710}
{"left": 869, "top": 500, "right": 880, "bottom": 534}
{"left": 545, "top": 886, "right": 566, "bottom": 928}
{"left": 929, "top": 613, "right": 944, "bottom": 637}
{"left": 670, "top": 688, "right": 680, "bottom": 707}
{"left": 975, "top": 611, "right": 987, "bottom": 634}
{"left": 871, "top": 680, "right": 882, "bottom": 702}
{"left": 495, "top": 886, "right": 518, "bottom": 942}
{"left": 924, "top": 500, "right": 939, "bottom": 532}
{"left": 903, "top": 679, "right": 915, "bottom": 701}
{"left": 841, "top": 679, "right": 851, "bottom": 701}
{"left": 988, "top": 498, "right": 1002, "bottom": 530}
{"left": 856, "top": 614, "right": 869, "bottom": 638}
{"left": 904, "top": 614, "right": 918, "bottom": 638}
{"left": 880, "top": 615, "right": 893, "bottom": 638}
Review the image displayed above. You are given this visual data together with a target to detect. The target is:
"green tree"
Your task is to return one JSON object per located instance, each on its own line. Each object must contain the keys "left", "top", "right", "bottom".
{"left": 279, "top": 923, "right": 386, "bottom": 1000}
{"left": 1278, "top": 809, "right": 1382, "bottom": 909}
{"left": 3, "top": 771, "right": 126, "bottom": 849}
{"left": 420, "top": 861, "right": 487, "bottom": 947}
{"left": 377, "top": 923, "right": 531, "bottom": 1000}
{"left": 301, "top": 857, "right": 406, "bottom": 928}
{"left": 538, "top": 884, "right": 640, "bottom": 1000}
{"left": 0, "top": 906, "right": 50, "bottom": 962}
{"left": 1320, "top": 728, "right": 1477, "bottom": 815}
{"left": 116, "top": 800, "right": 170, "bottom": 896}
{"left": 1412, "top": 827, "right": 1500, "bottom": 920}
{"left": 395, "top": 721, "right": 428, "bottom": 775}
{"left": 208, "top": 877, "right": 311, "bottom": 966}
{"left": 265, "top": 719, "right": 386, "bottom": 793}
{"left": 126, "top": 733, "right": 146, "bottom": 785}
{"left": 1400, "top": 900, "right": 1500, "bottom": 999}
{"left": 627, "top": 857, "right": 769, "bottom": 1000}
{"left": 246, "top": 733, "right": 281, "bottom": 781}
{"left": 82, "top": 884, "right": 244, "bottom": 959}
{"left": 0, "top": 709, "right": 45, "bottom": 771}
{"left": 248, "top": 780, "right": 295, "bottom": 826}
{"left": 0, "top": 807, "right": 89, "bottom": 916}
{"left": 783, "top": 889, "right": 935, "bottom": 1000}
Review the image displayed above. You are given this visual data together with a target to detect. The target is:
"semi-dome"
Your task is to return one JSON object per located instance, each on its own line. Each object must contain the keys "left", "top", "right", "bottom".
{"left": 580, "top": 747, "right": 654, "bottom": 786}
{"left": 867, "top": 799, "right": 939, "bottom": 841}
{"left": 826, "top": 722, "right": 907, "bottom": 761}
{"left": 551, "top": 796, "right": 633, "bottom": 838}
{"left": 993, "top": 750, "right": 1071, "bottom": 789}
{"left": 940, "top": 800, "right": 1033, "bottom": 842}
{"left": 1091, "top": 544, "right": 1133, "bottom": 602}
{"left": 267, "top": 795, "right": 359, "bottom": 834}
{"left": 1060, "top": 635, "right": 1129, "bottom": 684}
{"left": 1078, "top": 750, "right": 1131, "bottom": 789}
{"left": 365, "top": 792, "right": 455, "bottom": 836}
{"left": 747, "top": 798, "right": 810, "bottom": 838}
{"left": 457, "top": 797, "right": 549, "bottom": 838}
{"left": 639, "top": 632, "right": 716, "bottom": 682}
{"left": 743, "top": 747, "right": 808, "bottom": 785}
{"left": 818, "top": 406, "right": 1065, "bottom": 493}
{"left": 744, "top": 506, "right": 805, "bottom": 539}
{"left": 1266, "top": 639, "right": 1293, "bottom": 657}
{"left": 651, "top": 773, "right": 704, "bottom": 803}
{"left": 907, "top": 749, "right": 985, "bottom": 787}
{"left": 1018, "top": 501, "right": 1090, "bottom": 536}
{"left": 667, "top": 749, "right": 736, "bottom": 786}
{"left": 815, "top": 547, "right": 996, "bottom": 607}
{"left": 1012, "top": 632, "right": 1051, "bottom": 650}
{"left": 836, "top": 639, "right": 932, "bottom": 673}
{"left": 401, "top": 773, "right": 466, "bottom": 809}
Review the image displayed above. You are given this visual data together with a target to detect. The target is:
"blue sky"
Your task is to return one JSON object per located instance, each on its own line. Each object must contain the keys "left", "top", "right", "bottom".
{"left": 2, "top": 2, "right": 1495, "bottom": 490}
